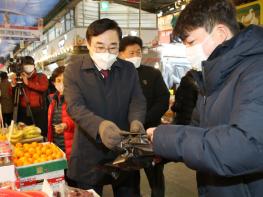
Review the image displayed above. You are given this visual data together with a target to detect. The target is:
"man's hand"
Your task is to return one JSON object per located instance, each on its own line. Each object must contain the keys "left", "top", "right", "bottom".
{"left": 9, "top": 73, "right": 17, "bottom": 87}
{"left": 146, "top": 127, "right": 156, "bottom": 142}
{"left": 130, "top": 120, "right": 145, "bottom": 133}
{"left": 99, "top": 120, "right": 123, "bottom": 149}
{"left": 54, "top": 123, "right": 67, "bottom": 134}
{"left": 21, "top": 72, "right": 29, "bottom": 85}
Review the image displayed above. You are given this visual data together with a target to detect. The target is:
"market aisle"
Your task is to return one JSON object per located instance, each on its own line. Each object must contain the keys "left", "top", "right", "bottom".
{"left": 103, "top": 162, "right": 198, "bottom": 197}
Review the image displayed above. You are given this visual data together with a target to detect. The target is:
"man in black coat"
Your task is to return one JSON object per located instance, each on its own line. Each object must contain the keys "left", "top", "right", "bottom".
{"left": 171, "top": 70, "right": 198, "bottom": 125}
{"left": 147, "top": 0, "right": 263, "bottom": 197}
{"left": 119, "top": 36, "right": 170, "bottom": 197}
{"left": 64, "top": 19, "right": 146, "bottom": 196}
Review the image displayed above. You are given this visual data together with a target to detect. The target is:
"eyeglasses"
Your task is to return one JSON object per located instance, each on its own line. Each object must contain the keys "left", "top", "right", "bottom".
{"left": 171, "top": 36, "right": 183, "bottom": 44}
{"left": 93, "top": 46, "right": 119, "bottom": 54}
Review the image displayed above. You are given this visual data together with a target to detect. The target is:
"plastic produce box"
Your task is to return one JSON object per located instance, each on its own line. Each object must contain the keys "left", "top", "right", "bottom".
{"left": 17, "top": 170, "right": 65, "bottom": 191}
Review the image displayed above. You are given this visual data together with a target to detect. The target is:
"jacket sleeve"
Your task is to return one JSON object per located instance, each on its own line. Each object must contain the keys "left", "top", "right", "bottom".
{"left": 145, "top": 70, "right": 170, "bottom": 127}
{"left": 128, "top": 66, "right": 147, "bottom": 124}
{"left": 153, "top": 67, "right": 263, "bottom": 177}
{"left": 62, "top": 103, "right": 75, "bottom": 133}
{"left": 27, "top": 73, "right": 48, "bottom": 92}
{"left": 190, "top": 95, "right": 202, "bottom": 126}
{"left": 63, "top": 57, "right": 104, "bottom": 140}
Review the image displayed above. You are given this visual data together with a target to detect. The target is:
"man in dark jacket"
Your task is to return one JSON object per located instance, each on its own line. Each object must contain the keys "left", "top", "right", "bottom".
{"left": 171, "top": 70, "right": 198, "bottom": 125}
{"left": 147, "top": 0, "right": 263, "bottom": 197}
{"left": 64, "top": 19, "right": 146, "bottom": 196}
{"left": 119, "top": 36, "right": 170, "bottom": 197}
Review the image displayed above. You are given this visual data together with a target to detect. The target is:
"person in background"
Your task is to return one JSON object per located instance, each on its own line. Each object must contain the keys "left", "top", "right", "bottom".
{"left": 64, "top": 18, "right": 146, "bottom": 196}
{"left": 147, "top": 0, "right": 263, "bottom": 196}
{"left": 47, "top": 66, "right": 75, "bottom": 186}
{"left": 171, "top": 70, "right": 198, "bottom": 125}
{"left": 0, "top": 72, "right": 13, "bottom": 126}
{"left": 47, "top": 66, "right": 74, "bottom": 160}
{"left": 10, "top": 56, "right": 48, "bottom": 136}
{"left": 119, "top": 36, "right": 170, "bottom": 197}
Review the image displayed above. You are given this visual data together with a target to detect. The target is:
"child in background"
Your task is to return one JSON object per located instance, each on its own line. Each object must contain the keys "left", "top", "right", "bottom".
{"left": 47, "top": 66, "right": 74, "bottom": 160}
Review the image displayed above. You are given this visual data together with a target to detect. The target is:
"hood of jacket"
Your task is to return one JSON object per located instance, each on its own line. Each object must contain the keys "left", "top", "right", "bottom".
{"left": 195, "top": 25, "right": 263, "bottom": 96}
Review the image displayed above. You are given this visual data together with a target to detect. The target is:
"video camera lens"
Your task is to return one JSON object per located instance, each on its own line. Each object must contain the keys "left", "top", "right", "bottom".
{"left": 7, "top": 57, "right": 24, "bottom": 75}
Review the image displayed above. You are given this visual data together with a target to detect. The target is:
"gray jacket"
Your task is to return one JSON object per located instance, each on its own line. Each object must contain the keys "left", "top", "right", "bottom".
{"left": 64, "top": 54, "right": 146, "bottom": 185}
{"left": 153, "top": 25, "right": 263, "bottom": 197}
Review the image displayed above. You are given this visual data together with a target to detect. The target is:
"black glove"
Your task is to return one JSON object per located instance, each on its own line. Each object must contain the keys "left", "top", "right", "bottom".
{"left": 99, "top": 120, "right": 124, "bottom": 149}
{"left": 130, "top": 120, "right": 145, "bottom": 133}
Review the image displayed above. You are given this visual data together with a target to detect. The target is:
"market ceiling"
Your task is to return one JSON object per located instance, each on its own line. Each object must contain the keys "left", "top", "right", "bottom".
{"left": 0, "top": 0, "right": 257, "bottom": 59}
{"left": 113, "top": 0, "right": 256, "bottom": 13}
{"left": 0, "top": 0, "right": 71, "bottom": 58}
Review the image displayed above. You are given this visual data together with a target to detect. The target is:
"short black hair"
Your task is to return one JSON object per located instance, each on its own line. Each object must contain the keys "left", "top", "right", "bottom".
{"left": 22, "top": 56, "right": 35, "bottom": 65}
{"left": 0, "top": 72, "right": 8, "bottom": 80}
{"left": 86, "top": 18, "right": 122, "bottom": 44}
{"left": 173, "top": 0, "right": 239, "bottom": 41}
{"left": 119, "top": 36, "right": 143, "bottom": 52}
{"left": 50, "top": 66, "right": 65, "bottom": 83}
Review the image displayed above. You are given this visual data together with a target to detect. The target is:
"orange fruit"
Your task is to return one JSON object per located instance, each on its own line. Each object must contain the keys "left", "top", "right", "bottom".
{"left": 32, "top": 153, "right": 38, "bottom": 160}
{"left": 16, "top": 159, "right": 23, "bottom": 166}
{"left": 31, "top": 142, "right": 38, "bottom": 148}
{"left": 16, "top": 143, "right": 23, "bottom": 148}
{"left": 39, "top": 157, "right": 46, "bottom": 163}
{"left": 55, "top": 153, "right": 63, "bottom": 159}
{"left": 45, "top": 149, "right": 52, "bottom": 155}
{"left": 24, "top": 152, "right": 31, "bottom": 158}
{"left": 28, "top": 147, "right": 35, "bottom": 155}
{"left": 47, "top": 155, "right": 53, "bottom": 161}
{"left": 13, "top": 149, "right": 23, "bottom": 158}
{"left": 23, "top": 143, "right": 29, "bottom": 148}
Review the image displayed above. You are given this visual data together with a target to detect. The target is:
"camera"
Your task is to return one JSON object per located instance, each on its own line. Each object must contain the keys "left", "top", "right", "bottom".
{"left": 7, "top": 57, "right": 24, "bottom": 84}
{"left": 7, "top": 57, "right": 24, "bottom": 74}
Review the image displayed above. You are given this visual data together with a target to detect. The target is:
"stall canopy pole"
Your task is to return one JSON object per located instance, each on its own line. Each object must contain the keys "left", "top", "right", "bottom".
{"left": 139, "top": 0, "right": 141, "bottom": 37}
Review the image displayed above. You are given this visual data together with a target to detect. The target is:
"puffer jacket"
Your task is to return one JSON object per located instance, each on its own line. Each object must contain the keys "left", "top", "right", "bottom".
{"left": 20, "top": 72, "right": 48, "bottom": 108}
{"left": 47, "top": 93, "right": 75, "bottom": 160}
{"left": 153, "top": 25, "right": 263, "bottom": 197}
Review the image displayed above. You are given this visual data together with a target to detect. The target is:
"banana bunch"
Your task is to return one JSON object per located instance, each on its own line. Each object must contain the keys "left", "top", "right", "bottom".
{"left": 23, "top": 125, "right": 42, "bottom": 139}
{"left": 8, "top": 127, "right": 24, "bottom": 144}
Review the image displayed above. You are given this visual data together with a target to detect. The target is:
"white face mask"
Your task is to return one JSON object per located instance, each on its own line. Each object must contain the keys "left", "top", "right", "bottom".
{"left": 185, "top": 34, "right": 212, "bottom": 71}
{"left": 55, "top": 83, "right": 64, "bottom": 94}
{"left": 90, "top": 52, "right": 117, "bottom": 70}
{"left": 23, "top": 65, "right": 35, "bottom": 73}
{"left": 125, "top": 57, "right": 142, "bottom": 68}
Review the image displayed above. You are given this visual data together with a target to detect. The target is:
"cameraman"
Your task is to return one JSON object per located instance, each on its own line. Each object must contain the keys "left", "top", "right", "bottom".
{"left": 10, "top": 56, "right": 48, "bottom": 136}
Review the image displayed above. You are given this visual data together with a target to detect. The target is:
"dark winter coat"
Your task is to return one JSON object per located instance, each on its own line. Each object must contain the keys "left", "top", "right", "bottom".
{"left": 137, "top": 65, "right": 170, "bottom": 129}
{"left": 153, "top": 25, "right": 263, "bottom": 197}
{"left": 47, "top": 93, "right": 75, "bottom": 160}
{"left": 171, "top": 71, "right": 198, "bottom": 125}
{"left": 64, "top": 54, "right": 146, "bottom": 185}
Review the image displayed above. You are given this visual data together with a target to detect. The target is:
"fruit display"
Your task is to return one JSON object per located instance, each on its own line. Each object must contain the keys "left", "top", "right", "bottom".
{"left": 13, "top": 142, "right": 64, "bottom": 167}
{"left": 7, "top": 124, "right": 42, "bottom": 144}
